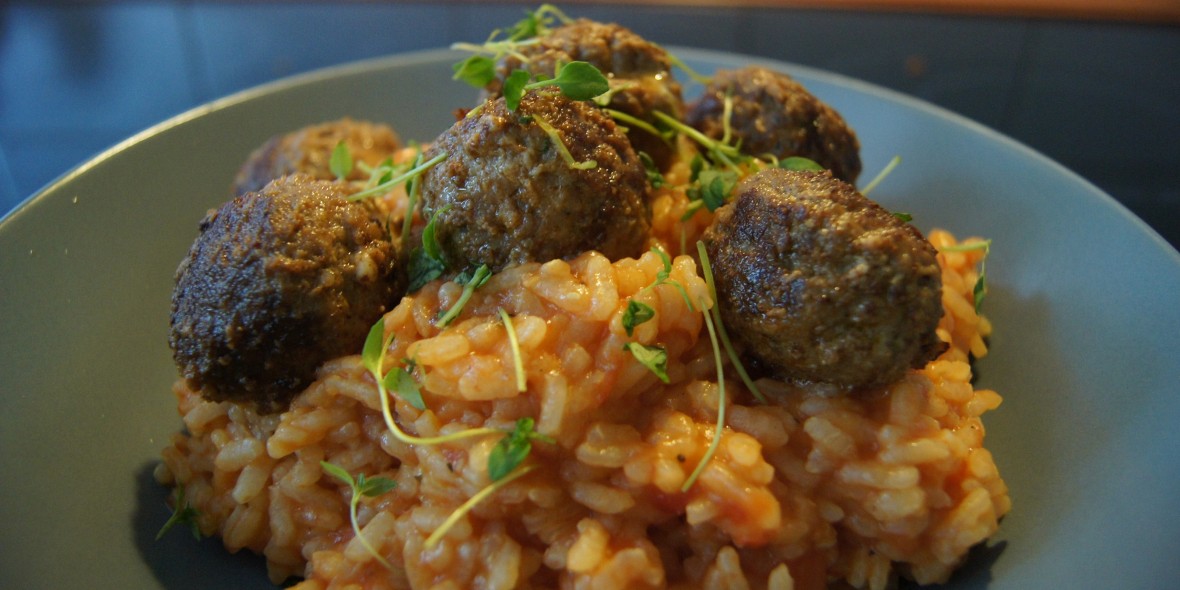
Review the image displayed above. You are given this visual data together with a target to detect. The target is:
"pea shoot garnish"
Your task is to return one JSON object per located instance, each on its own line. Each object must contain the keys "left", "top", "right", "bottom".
{"left": 488, "top": 417, "right": 553, "bottom": 481}
{"left": 499, "top": 308, "right": 527, "bottom": 393}
{"left": 450, "top": 4, "right": 573, "bottom": 89}
{"left": 938, "top": 239, "right": 992, "bottom": 312}
{"left": 696, "top": 241, "right": 766, "bottom": 404}
{"left": 778, "top": 156, "right": 825, "bottom": 172}
{"left": 347, "top": 150, "right": 447, "bottom": 202}
{"left": 532, "top": 114, "right": 597, "bottom": 170}
{"left": 424, "top": 465, "right": 537, "bottom": 549}
{"left": 436, "top": 264, "right": 492, "bottom": 327}
{"left": 330, "top": 140, "right": 353, "bottom": 180}
{"left": 320, "top": 461, "right": 398, "bottom": 571}
{"left": 860, "top": 155, "right": 902, "bottom": 196}
{"left": 407, "top": 205, "right": 450, "bottom": 292}
{"left": 156, "top": 486, "right": 202, "bottom": 541}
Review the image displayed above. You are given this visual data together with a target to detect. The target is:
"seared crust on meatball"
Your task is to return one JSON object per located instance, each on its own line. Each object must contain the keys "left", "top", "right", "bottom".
{"left": 171, "top": 175, "right": 404, "bottom": 412}
{"left": 490, "top": 18, "right": 683, "bottom": 170}
{"left": 231, "top": 118, "right": 401, "bottom": 196}
{"left": 419, "top": 90, "right": 650, "bottom": 272}
{"left": 703, "top": 168, "right": 943, "bottom": 389}
{"left": 686, "top": 66, "right": 862, "bottom": 183}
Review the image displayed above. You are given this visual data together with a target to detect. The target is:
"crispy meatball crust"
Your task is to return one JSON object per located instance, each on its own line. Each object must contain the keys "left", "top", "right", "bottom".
{"left": 170, "top": 175, "right": 404, "bottom": 412}
{"left": 419, "top": 90, "right": 651, "bottom": 272}
{"left": 490, "top": 18, "right": 683, "bottom": 170}
{"left": 686, "top": 66, "right": 862, "bottom": 183}
{"left": 231, "top": 118, "right": 401, "bottom": 196}
{"left": 703, "top": 168, "right": 943, "bottom": 389}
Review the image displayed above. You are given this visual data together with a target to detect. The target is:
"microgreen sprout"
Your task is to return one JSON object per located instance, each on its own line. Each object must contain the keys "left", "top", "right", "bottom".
{"left": 449, "top": 4, "right": 573, "bottom": 88}
{"left": 638, "top": 152, "right": 666, "bottom": 189}
{"left": 499, "top": 309, "right": 527, "bottom": 393}
{"left": 680, "top": 282, "right": 727, "bottom": 492}
{"left": 860, "top": 155, "right": 902, "bottom": 196}
{"left": 653, "top": 110, "right": 744, "bottom": 169}
{"left": 407, "top": 205, "right": 450, "bottom": 292}
{"left": 696, "top": 241, "right": 766, "bottom": 403}
{"left": 424, "top": 465, "right": 536, "bottom": 549}
{"left": 401, "top": 148, "right": 425, "bottom": 248}
{"left": 777, "top": 156, "right": 825, "bottom": 172}
{"left": 603, "top": 109, "right": 671, "bottom": 144}
{"left": 156, "top": 486, "right": 202, "bottom": 541}
{"left": 320, "top": 461, "right": 398, "bottom": 571}
{"left": 661, "top": 45, "right": 713, "bottom": 86}
{"left": 938, "top": 239, "right": 992, "bottom": 312}
{"left": 330, "top": 140, "right": 353, "bottom": 180}
{"left": 347, "top": 150, "right": 446, "bottom": 202}
{"left": 361, "top": 318, "right": 501, "bottom": 447}
{"left": 488, "top": 417, "right": 553, "bottom": 482}
{"left": 436, "top": 264, "right": 492, "bottom": 327}
{"left": 532, "top": 115, "right": 597, "bottom": 170}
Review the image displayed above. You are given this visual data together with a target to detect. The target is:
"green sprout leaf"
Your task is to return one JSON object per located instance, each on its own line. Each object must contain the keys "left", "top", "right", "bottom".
{"left": 689, "top": 169, "right": 738, "bottom": 212}
{"left": 499, "top": 309, "right": 527, "bottom": 393}
{"left": 537, "top": 61, "right": 609, "bottom": 101}
{"left": 452, "top": 55, "right": 498, "bottom": 88}
{"left": 321, "top": 461, "right": 397, "bottom": 571}
{"left": 436, "top": 264, "right": 492, "bottom": 327}
{"left": 639, "top": 152, "right": 665, "bottom": 189}
{"left": 623, "top": 342, "right": 670, "bottom": 383}
{"left": 487, "top": 417, "right": 553, "bottom": 482}
{"left": 778, "top": 156, "right": 824, "bottom": 172}
{"left": 330, "top": 140, "right": 353, "bottom": 180}
{"left": 892, "top": 212, "right": 914, "bottom": 223}
{"left": 383, "top": 365, "right": 426, "bottom": 411}
{"left": 156, "top": 486, "right": 202, "bottom": 541}
{"left": 622, "top": 300, "right": 655, "bottom": 337}
{"left": 502, "top": 69, "right": 533, "bottom": 111}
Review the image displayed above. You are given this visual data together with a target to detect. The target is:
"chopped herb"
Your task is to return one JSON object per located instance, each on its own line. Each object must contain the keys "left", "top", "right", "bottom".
{"left": 892, "top": 212, "right": 914, "bottom": 223}
{"left": 622, "top": 299, "right": 655, "bottom": 337}
{"left": 436, "top": 264, "right": 492, "bottom": 327}
{"left": 330, "top": 140, "right": 353, "bottom": 180}
{"left": 320, "top": 461, "right": 398, "bottom": 571}
{"left": 623, "top": 341, "right": 670, "bottom": 383}
{"left": 156, "top": 486, "right": 201, "bottom": 541}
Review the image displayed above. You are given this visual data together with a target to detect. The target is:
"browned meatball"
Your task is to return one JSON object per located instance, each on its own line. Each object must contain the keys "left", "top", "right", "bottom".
{"left": 489, "top": 18, "right": 683, "bottom": 170}
{"left": 170, "top": 175, "right": 404, "bottom": 412}
{"left": 231, "top": 118, "right": 401, "bottom": 196}
{"left": 686, "top": 66, "right": 862, "bottom": 183}
{"left": 418, "top": 90, "right": 650, "bottom": 272}
{"left": 702, "top": 168, "right": 943, "bottom": 389}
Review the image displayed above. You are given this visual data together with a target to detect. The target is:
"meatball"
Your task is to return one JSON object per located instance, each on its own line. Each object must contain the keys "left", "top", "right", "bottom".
{"left": 231, "top": 118, "right": 401, "bottom": 196}
{"left": 702, "top": 168, "right": 943, "bottom": 389}
{"left": 685, "top": 66, "right": 862, "bottom": 183}
{"left": 418, "top": 89, "right": 650, "bottom": 272}
{"left": 489, "top": 18, "right": 683, "bottom": 170}
{"left": 170, "top": 175, "right": 404, "bottom": 411}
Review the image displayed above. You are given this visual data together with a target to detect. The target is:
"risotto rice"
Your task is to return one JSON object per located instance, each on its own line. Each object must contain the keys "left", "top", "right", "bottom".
{"left": 156, "top": 155, "right": 1008, "bottom": 588}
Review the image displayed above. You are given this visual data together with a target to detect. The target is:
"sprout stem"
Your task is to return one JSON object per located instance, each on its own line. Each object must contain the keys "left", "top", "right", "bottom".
{"left": 424, "top": 465, "right": 536, "bottom": 548}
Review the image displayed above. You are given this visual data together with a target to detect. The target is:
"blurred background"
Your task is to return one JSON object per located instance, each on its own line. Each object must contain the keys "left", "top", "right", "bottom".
{"left": 2, "top": 0, "right": 1178, "bottom": 247}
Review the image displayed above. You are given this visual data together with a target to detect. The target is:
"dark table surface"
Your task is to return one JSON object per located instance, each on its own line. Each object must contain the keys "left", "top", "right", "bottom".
{"left": 2, "top": 1, "right": 1178, "bottom": 249}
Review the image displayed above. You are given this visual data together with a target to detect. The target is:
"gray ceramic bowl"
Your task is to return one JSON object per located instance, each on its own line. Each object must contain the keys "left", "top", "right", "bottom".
{"left": 2, "top": 48, "right": 1178, "bottom": 588}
